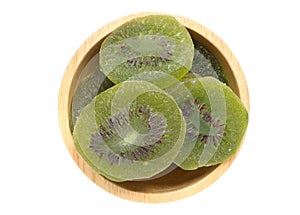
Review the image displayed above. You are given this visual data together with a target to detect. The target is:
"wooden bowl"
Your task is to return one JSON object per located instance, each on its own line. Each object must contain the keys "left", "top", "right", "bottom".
{"left": 58, "top": 12, "right": 249, "bottom": 203}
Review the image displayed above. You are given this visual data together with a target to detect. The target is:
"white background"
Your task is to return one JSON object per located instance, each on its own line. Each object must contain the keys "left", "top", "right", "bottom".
{"left": 1, "top": 0, "right": 299, "bottom": 214}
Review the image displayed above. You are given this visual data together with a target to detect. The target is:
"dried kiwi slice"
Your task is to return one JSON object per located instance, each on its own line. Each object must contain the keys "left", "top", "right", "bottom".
{"left": 71, "top": 67, "right": 114, "bottom": 131}
{"left": 99, "top": 15, "right": 194, "bottom": 88}
{"left": 166, "top": 75, "right": 248, "bottom": 169}
{"left": 190, "top": 41, "right": 227, "bottom": 84}
{"left": 73, "top": 80, "right": 186, "bottom": 181}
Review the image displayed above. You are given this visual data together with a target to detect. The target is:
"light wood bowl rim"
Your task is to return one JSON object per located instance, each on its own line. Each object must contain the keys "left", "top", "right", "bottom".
{"left": 58, "top": 12, "right": 250, "bottom": 203}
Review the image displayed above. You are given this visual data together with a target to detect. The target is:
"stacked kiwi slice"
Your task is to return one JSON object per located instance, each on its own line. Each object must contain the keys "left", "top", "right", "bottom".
{"left": 72, "top": 15, "right": 248, "bottom": 182}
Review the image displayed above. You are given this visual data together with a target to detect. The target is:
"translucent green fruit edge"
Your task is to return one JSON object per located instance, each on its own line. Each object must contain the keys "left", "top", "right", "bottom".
{"left": 166, "top": 75, "right": 248, "bottom": 170}
{"left": 73, "top": 80, "right": 186, "bottom": 181}
{"left": 99, "top": 15, "right": 194, "bottom": 88}
{"left": 71, "top": 68, "right": 114, "bottom": 131}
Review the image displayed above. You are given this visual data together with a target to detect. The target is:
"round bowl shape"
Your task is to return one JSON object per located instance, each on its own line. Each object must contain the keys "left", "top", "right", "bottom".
{"left": 58, "top": 12, "right": 249, "bottom": 203}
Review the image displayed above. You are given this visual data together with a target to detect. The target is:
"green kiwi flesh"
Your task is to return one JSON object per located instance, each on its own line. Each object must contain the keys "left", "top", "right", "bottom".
{"left": 166, "top": 75, "right": 248, "bottom": 170}
{"left": 73, "top": 80, "right": 186, "bottom": 181}
{"left": 99, "top": 15, "right": 194, "bottom": 88}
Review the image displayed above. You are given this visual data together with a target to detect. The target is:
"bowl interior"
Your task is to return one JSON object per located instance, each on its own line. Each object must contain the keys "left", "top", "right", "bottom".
{"left": 69, "top": 29, "right": 237, "bottom": 191}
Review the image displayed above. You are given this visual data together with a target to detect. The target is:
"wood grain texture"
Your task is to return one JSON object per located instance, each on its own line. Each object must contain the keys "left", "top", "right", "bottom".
{"left": 58, "top": 12, "right": 250, "bottom": 203}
